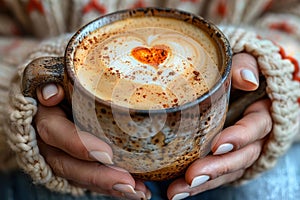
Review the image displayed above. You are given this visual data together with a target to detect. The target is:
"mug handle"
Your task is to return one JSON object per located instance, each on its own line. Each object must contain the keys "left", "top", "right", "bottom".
{"left": 22, "top": 57, "right": 65, "bottom": 98}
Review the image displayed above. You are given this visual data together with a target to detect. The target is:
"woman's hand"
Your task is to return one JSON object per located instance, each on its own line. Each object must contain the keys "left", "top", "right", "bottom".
{"left": 167, "top": 53, "right": 272, "bottom": 200}
{"left": 35, "top": 87, "right": 151, "bottom": 199}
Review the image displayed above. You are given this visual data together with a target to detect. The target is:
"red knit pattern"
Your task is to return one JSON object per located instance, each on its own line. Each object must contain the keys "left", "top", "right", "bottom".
{"left": 82, "top": 0, "right": 107, "bottom": 15}
{"left": 279, "top": 46, "right": 300, "bottom": 103}
{"left": 27, "top": 0, "right": 45, "bottom": 15}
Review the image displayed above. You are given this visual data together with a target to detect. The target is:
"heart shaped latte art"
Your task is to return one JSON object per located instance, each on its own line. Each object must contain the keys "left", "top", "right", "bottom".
{"left": 131, "top": 45, "right": 169, "bottom": 68}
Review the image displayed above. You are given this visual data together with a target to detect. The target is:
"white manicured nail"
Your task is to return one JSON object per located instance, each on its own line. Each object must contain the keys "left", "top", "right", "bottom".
{"left": 241, "top": 69, "right": 258, "bottom": 86}
{"left": 214, "top": 143, "right": 234, "bottom": 155}
{"left": 42, "top": 83, "right": 58, "bottom": 100}
{"left": 146, "top": 189, "right": 152, "bottom": 200}
{"left": 190, "top": 175, "right": 210, "bottom": 188}
{"left": 124, "top": 190, "right": 146, "bottom": 200}
{"left": 89, "top": 151, "right": 113, "bottom": 165}
{"left": 112, "top": 183, "right": 136, "bottom": 194}
{"left": 172, "top": 192, "right": 190, "bottom": 200}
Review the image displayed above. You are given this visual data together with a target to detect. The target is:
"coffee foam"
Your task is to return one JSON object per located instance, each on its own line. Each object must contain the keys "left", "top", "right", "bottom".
{"left": 74, "top": 17, "right": 221, "bottom": 109}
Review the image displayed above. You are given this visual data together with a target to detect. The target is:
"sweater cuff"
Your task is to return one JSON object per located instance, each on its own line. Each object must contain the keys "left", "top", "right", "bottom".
{"left": 220, "top": 25, "right": 300, "bottom": 184}
{"left": 4, "top": 34, "right": 85, "bottom": 195}
{"left": 0, "top": 36, "right": 40, "bottom": 171}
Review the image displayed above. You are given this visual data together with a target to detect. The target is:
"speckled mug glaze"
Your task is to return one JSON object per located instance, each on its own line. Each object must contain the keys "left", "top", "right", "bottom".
{"left": 22, "top": 7, "right": 232, "bottom": 181}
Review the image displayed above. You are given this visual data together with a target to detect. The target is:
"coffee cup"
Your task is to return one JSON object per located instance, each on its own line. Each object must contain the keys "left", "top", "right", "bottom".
{"left": 22, "top": 7, "right": 232, "bottom": 181}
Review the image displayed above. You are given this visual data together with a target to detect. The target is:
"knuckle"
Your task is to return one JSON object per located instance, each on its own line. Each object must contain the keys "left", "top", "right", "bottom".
{"left": 63, "top": 132, "right": 77, "bottom": 150}
{"left": 234, "top": 123, "right": 252, "bottom": 145}
{"left": 63, "top": 130, "right": 89, "bottom": 159}
{"left": 36, "top": 118, "right": 51, "bottom": 142}
{"left": 245, "top": 142, "right": 262, "bottom": 168}
{"left": 85, "top": 165, "right": 105, "bottom": 188}
{"left": 86, "top": 173, "right": 100, "bottom": 187}
{"left": 262, "top": 115, "right": 272, "bottom": 135}
{"left": 47, "top": 153, "right": 66, "bottom": 177}
{"left": 217, "top": 159, "right": 232, "bottom": 177}
{"left": 220, "top": 164, "right": 231, "bottom": 176}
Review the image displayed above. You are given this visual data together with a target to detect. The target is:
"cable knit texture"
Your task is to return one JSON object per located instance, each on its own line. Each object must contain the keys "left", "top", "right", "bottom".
{"left": 4, "top": 34, "right": 86, "bottom": 195}
{"left": 221, "top": 26, "right": 300, "bottom": 184}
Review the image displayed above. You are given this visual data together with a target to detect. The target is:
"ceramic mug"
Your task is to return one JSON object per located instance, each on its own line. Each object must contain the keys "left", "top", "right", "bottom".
{"left": 22, "top": 7, "right": 232, "bottom": 181}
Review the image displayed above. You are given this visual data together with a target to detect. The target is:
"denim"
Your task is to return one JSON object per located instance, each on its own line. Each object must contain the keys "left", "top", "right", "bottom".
{"left": 1, "top": 143, "right": 300, "bottom": 200}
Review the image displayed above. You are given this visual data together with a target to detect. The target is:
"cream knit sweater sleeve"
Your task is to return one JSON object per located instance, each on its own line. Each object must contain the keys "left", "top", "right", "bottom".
{"left": 0, "top": 38, "right": 39, "bottom": 171}
{"left": 2, "top": 34, "right": 87, "bottom": 195}
{"left": 0, "top": 61, "right": 18, "bottom": 171}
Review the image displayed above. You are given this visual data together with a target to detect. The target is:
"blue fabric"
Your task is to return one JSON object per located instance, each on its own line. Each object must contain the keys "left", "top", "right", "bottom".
{"left": 1, "top": 143, "right": 300, "bottom": 200}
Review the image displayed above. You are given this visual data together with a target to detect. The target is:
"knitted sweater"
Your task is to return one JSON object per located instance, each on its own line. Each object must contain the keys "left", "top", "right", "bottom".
{"left": 0, "top": 0, "right": 300, "bottom": 195}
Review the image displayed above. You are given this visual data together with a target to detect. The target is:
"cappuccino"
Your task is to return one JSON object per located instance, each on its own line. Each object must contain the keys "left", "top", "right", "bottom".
{"left": 22, "top": 8, "right": 232, "bottom": 181}
{"left": 74, "top": 16, "right": 221, "bottom": 109}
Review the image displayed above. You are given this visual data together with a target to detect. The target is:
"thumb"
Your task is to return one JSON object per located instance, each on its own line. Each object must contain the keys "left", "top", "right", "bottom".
{"left": 36, "top": 83, "right": 65, "bottom": 106}
{"left": 231, "top": 53, "right": 259, "bottom": 91}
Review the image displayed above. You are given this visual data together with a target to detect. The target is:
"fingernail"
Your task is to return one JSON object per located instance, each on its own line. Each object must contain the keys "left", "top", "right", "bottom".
{"left": 123, "top": 190, "right": 146, "bottom": 200}
{"left": 190, "top": 175, "right": 210, "bottom": 188}
{"left": 89, "top": 151, "right": 113, "bottom": 165}
{"left": 42, "top": 83, "right": 58, "bottom": 100}
{"left": 213, "top": 143, "right": 234, "bottom": 155}
{"left": 241, "top": 69, "right": 258, "bottom": 86}
{"left": 172, "top": 192, "right": 190, "bottom": 200}
{"left": 146, "top": 189, "right": 152, "bottom": 200}
{"left": 112, "top": 183, "right": 136, "bottom": 194}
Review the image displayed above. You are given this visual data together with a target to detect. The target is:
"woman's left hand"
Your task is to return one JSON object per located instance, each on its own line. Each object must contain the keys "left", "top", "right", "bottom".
{"left": 167, "top": 53, "right": 273, "bottom": 200}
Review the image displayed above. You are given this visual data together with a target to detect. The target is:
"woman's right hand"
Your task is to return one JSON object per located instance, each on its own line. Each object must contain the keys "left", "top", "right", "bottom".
{"left": 34, "top": 85, "right": 151, "bottom": 200}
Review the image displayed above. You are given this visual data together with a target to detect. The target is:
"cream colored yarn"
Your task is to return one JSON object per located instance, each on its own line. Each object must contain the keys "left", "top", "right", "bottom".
{"left": 4, "top": 34, "right": 86, "bottom": 195}
{"left": 4, "top": 27, "right": 300, "bottom": 195}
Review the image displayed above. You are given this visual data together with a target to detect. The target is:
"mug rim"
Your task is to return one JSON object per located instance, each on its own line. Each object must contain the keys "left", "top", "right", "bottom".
{"left": 65, "top": 7, "right": 232, "bottom": 114}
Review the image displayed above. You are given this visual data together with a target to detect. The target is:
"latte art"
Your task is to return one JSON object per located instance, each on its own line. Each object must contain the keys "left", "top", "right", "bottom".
{"left": 131, "top": 45, "right": 169, "bottom": 67}
{"left": 74, "top": 17, "right": 221, "bottom": 109}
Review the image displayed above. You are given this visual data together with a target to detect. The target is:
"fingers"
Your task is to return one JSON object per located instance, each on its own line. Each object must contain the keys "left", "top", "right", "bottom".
{"left": 167, "top": 140, "right": 263, "bottom": 200}
{"left": 211, "top": 99, "right": 272, "bottom": 155}
{"left": 38, "top": 140, "right": 151, "bottom": 199}
{"left": 124, "top": 180, "right": 152, "bottom": 200}
{"left": 36, "top": 83, "right": 64, "bottom": 106}
{"left": 168, "top": 170, "right": 244, "bottom": 200}
{"left": 232, "top": 53, "right": 259, "bottom": 91}
{"left": 187, "top": 140, "right": 263, "bottom": 182}
{"left": 35, "top": 89, "right": 152, "bottom": 199}
{"left": 166, "top": 99, "right": 272, "bottom": 199}
{"left": 35, "top": 104, "right": 113, "bottom": 165}
{"left": 189, "top": 170, "right": 244, "bottom": 197}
